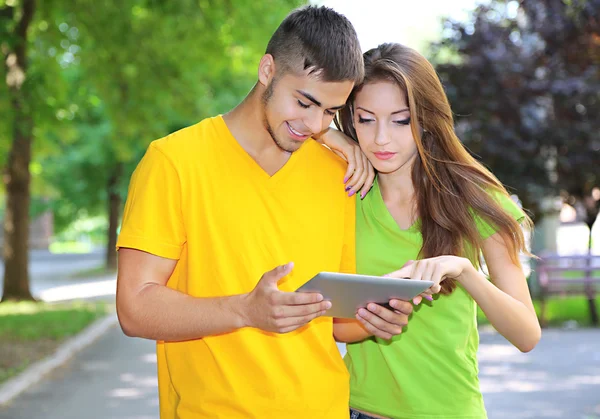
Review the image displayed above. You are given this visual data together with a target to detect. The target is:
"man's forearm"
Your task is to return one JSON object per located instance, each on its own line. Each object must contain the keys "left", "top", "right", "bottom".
{"left": 117, "top": 283, "right": 248, "bottom": 341}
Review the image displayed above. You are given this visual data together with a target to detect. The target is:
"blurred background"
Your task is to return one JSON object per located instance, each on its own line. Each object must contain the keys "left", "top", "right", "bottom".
{"left": 0, "top": 0, "right": 598, "bottom": 418}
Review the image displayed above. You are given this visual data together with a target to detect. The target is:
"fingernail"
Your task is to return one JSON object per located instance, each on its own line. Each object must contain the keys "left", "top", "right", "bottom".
{"left": 389, "top": 300, "right": 397, "bottom": 309}
{"left": 368, "top": 304, "right": 376, "bottom": 311}
{"left": 324, "top": 301, "right": 332, "bottom": 309}
{"left": 424, "top": 295, "right": 434, "bottom": 301}
{"left": 348, "top": 190, "right": 355, "bottom": 197}
{"left": 343, "top": 176, "right": 349, "bottom": 183}
{"left": 358, "top": 308, "right": 367, "bottom": 317}
{"left": 382, "top": 274, "right": 390, "bottom": 277}
{"left": 360, "top": 191, "right": 366, "bottom": 199}
{"left": 345, "top": 186, "right": 351, "bottom": 191}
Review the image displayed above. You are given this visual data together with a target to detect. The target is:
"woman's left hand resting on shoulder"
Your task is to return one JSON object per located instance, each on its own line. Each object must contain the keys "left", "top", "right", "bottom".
{"left": 315, "top": 128, "right": 375, "bottom": 199}
{"left": 385, "top": 232, "right": 542, "bottom": 353}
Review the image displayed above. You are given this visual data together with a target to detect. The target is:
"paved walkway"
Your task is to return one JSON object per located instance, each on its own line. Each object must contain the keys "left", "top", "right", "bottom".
{"left": 0, "top": 322, "right": 159, "bottom": 419}
{"left": 478, "top": 328, "right": 600, "bottom": 419}
{"left": 1, "top": 325, "right": 599, "bottom": 419}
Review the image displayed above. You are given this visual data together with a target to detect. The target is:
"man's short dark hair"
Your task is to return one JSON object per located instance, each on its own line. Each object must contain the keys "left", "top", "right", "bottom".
{"left": 265, "top": 6, "right": 364, "bottom": 84}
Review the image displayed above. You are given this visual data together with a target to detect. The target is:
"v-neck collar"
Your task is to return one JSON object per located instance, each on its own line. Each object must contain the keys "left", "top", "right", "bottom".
{"left": 216, "top": 115, "right": 303, "bottom": 186}
{"left": 368, "top": 177, "right": 420, "bottom": 234}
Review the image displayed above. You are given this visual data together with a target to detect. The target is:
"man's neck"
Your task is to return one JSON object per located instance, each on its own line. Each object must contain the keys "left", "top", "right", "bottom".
{"left": 222, "top": 87, "right": 291, "bottom": 176}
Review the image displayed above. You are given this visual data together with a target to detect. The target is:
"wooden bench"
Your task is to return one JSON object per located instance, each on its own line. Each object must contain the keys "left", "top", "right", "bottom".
{"left": 535, "top": 253, "right": 600, "bottom": 327}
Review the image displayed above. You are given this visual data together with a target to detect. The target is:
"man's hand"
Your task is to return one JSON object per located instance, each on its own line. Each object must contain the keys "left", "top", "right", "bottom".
{"left": 355, "top": 299, "right": 414, "bottom": 340}
{"left": 238, "top": 263, "right": 332, "bottom": 333}
{"left": 316, "top": 128, "right": 375, "bottom": 199}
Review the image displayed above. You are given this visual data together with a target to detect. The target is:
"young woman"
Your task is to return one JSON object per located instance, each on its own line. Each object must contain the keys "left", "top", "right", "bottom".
{"left": 325, "top": 43, "right": 541, "bottom": 419}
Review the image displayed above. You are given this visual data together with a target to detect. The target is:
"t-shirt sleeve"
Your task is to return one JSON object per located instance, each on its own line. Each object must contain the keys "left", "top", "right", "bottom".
{"left": 116, "top": 143, "right": 186, "bottom": 259}
{"left": 475, "top": 191, "right": 526, "bottom": 240}
{"left": 340, "top": 195, "right": 357, "bottom": 274}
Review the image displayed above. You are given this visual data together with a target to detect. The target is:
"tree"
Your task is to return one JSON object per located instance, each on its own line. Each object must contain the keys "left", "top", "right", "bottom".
{"left": 1, "top": 0, "right": 94, "bottom": 301}
{"left": 67, "top": 0, "right": 303, "bottom": 270}
{"left": 1, "top": 0, "right": 302, "bottom": 300}
{"left": 1, "top": 0, "right": 38, "bottom": 301}
{"left": 432, "top": 0, "right": 599, "bottom": 226}
{"left": 432, "top": 0, "right": 600, "bottom": 324}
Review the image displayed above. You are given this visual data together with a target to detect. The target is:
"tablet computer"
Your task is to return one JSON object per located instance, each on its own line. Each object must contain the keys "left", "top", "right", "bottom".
{"left": 296, "top": 272, "right": 434, "bottom": 319}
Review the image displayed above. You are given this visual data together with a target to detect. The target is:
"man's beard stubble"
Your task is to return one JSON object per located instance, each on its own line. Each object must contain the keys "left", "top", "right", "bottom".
{"left": 261, "top": 79, "right": 300, "bottom": 154}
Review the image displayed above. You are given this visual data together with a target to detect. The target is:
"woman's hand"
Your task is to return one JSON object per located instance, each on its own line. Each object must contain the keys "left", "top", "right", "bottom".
{"left": 385, "top": 256, "right": 474, "bottom": 304}
{"left": 316, "top": 128, "right": 375, "bottom": 199}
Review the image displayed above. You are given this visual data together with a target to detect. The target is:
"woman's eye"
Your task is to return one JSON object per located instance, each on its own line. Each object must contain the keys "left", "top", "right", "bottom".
{"left": 358, "top": 116, "right": 374, "bottom": 124}
{"left": 297, "top": 100, "right": 310, "bottom": 109}
{"left": 394, "top": 118, "right": 411, "bottom": 126}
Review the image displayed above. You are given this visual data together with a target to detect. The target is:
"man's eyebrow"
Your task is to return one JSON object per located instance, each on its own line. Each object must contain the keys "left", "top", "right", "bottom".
{"left": 297, "top": 90, "right": 345, "bottom": 110}
{"left": 357, "top": 106, "right": 410, "bottom": 115}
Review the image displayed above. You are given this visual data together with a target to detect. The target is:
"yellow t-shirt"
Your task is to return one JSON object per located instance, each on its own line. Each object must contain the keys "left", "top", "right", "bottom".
{"left": 117, "top": 116, "right": 356, "bottom": 418}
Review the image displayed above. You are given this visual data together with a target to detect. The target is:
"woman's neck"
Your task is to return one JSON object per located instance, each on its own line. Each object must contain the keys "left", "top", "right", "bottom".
{"left": 378, "top": 167, "right": 415, "bottom": 205}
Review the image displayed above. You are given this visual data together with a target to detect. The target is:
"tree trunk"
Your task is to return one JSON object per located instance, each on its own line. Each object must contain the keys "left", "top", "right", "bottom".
{"left": 582, "top": 192, "right": 599, "bottom": 326}
{"left": 585, "top": 229, "right": 599, "bottom": 326}
{"left": 105, "top": 162, "right": 123, "bottom": 271}
{"left": 1, "top": 0, "right": 36, "bottom": 302}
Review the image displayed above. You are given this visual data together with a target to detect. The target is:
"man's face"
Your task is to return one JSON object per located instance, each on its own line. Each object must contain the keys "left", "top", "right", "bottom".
{"left": 261, "top": 70, "right": 354, "bottom": 153}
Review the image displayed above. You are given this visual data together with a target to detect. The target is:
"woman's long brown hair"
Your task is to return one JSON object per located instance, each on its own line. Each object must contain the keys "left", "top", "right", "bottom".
{"left": 336, "top": 43, "right": 533, "bottom": 294}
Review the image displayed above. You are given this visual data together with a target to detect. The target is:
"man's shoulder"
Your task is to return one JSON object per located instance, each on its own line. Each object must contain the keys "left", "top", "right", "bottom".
{"left": 302, "top": 139, "right": 348, "bottom": 175}
{"left": 151, "top": 117, "right": 219, "bottom": 158}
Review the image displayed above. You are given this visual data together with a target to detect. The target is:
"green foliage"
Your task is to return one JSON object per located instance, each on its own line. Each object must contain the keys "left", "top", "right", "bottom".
{"left": 2, "top": 0, "right": 304, "bottom": 238}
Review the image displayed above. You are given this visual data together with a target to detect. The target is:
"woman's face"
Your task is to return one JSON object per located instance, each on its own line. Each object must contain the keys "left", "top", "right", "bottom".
{"left": 353, "top": 81, "right": 418, "bottom": 175}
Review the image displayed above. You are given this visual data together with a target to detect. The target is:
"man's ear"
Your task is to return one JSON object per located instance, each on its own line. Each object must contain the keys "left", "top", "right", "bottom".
{"left": 258, "top": 54, "right": 276, "bottom": 87}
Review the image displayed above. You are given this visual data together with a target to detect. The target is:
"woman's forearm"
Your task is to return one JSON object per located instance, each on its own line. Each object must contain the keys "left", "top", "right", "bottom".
{"left": 333, "top": 318, "right": 372, "bottom": 343}
{"left": 459, "top": 267, "right": 541, "bottom": 352}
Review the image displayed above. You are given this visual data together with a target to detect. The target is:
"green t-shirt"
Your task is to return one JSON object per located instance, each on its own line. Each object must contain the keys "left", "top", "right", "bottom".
{"left": 346, "top": 178, "right": 524, "bottom": 419}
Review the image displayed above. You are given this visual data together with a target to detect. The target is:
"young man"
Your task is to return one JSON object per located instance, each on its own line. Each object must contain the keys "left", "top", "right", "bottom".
{"left": 116, "top": 6, "right": 413, "bottom": 418}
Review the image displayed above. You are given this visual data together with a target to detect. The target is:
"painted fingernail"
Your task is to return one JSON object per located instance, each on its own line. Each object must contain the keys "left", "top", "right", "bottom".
{"left": 348, "top": 190, "right": 355, "bottom": 197}
{"left": 424, "top": 295, "right": 434, "bottom": 301}
{"left": 344, "top": 177, "right": 349, "bottom": 183}
{"left": 360, "top": 191, "right": 366, "bottom": 199}
{"left": 345, "top": 186, "right": 351, "bottom": 191}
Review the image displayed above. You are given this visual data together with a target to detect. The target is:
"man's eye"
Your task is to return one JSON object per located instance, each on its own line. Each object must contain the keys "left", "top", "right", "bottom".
{"left": 297, "top": 100, "right": 310, "bottom": 109}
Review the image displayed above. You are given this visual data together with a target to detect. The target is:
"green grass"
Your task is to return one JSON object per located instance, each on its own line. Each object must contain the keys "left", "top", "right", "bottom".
{"left": 560, "top": 270, "right": 600, "bottom": 279}
{"left": 0, "top": 301, "right": 111, "bottom": 383}
{"left": 0, "top": 301, "right": 108, "bottom": 340}
{"left": 478, "top": 296, "right": 600, "bottom": 327}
